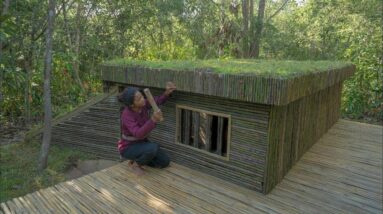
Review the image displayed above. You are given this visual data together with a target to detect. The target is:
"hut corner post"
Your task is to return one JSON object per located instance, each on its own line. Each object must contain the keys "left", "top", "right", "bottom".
{"left": 263, "top": 82, "right": 344, "bottom": 194}
{"left": 264, "top": 104, "right": 287, "bottom": 194}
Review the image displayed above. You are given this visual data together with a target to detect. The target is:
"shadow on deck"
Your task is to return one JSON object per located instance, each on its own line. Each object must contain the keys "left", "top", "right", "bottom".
{"left": 1, "top": 120, "right": 382, "bottom": 213}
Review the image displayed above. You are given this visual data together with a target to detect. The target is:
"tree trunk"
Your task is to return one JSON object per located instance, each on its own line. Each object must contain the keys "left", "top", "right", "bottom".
{"left": 63, "top": 0, "right": 84, "bottom": 91}
{"left": 251, "top": 0, "right": 266, "bottom": 58}
{"left": 218, "top": 3, "right": 225, "bottom": 57}
{"left": 0, "top": 0, "right": 10, "bottom": 52}
{"left": 2, "top": 0, "right": 10, "bottom": 14}
{"left": 241, "top": 0, "right": 249, "bottom": 58}
{"left": 24, "top": 6, "right": 38, "bottom": 128}
{"left": 73, "top": 2, "right": 84, "bottom": 92}
{"left": 249, "top": 0, "right": 255, "bottom": 56}
{"left": 24, "top": 48, "right": 33, "bottom": 127}
{"left": 0, "top": 0, "right": 10, "bottom": 101}
{"left": 62, "top": 0, "right": 72, "bottom": 48}
{"left": 38, "top": 0, "right": 56, "bottom": 171}
{"left": 249, "top": 0, "right": 254, "bottom": 31}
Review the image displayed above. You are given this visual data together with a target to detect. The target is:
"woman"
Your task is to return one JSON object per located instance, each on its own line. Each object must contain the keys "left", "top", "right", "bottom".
{"left": 117, "top": 82, "right": 176, "bottom": 176}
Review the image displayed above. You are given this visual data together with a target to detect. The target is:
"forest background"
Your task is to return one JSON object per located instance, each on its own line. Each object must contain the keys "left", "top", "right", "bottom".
{"left": 1, "top": 0, "right": 382, "bottom": 131}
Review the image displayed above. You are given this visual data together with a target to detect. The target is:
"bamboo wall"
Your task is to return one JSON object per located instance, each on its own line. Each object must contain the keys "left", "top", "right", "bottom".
{"left": 264, "top": 82, "right": 343, "bottom": 193}
{"left": 52, "top": 95, "right": 121, "bottom": 160}
{"left": 51, "top": 85, "right": 270, "bottom": 192}
{"left": 148, "top": 87, "right": 271, "bottom": 192}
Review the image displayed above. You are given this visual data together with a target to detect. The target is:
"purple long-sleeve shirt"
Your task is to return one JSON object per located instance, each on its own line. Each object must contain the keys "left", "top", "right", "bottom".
{"left": 117, "top": 94, "right": 169, "bottom": 154}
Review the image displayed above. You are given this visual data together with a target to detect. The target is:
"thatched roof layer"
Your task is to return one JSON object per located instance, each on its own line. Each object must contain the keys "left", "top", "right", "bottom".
{"left": 101, "top": 59, "right": 355, "bottom": 105}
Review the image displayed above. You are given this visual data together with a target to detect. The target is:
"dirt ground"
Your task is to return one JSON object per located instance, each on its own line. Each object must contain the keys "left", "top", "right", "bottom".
{"left": 64, "top": 159, "right": 118, "bottom": 179}
{"left": 0, "top": 127, "right": 27, "bottom": 145}
{"left": 0, "top": 125, "right": 118, "bottom": 180}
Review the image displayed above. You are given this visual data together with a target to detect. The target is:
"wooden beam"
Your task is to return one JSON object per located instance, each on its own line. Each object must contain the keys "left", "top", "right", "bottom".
{"left": 192, "top": 112, "right": 200, "bottom": 148}
{"left": 205, "top": 115, "right": 212, "bottom": 152}
{"left": 182, "top": 110, "right": 191, "bottom": 145}
{"left": 216, "top": 117, "right": 224, "bottom": 155}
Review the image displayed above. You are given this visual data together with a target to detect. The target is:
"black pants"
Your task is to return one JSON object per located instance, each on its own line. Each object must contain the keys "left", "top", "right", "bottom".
{"left": 121, "top": 140, "right": 170, "bottom": 168}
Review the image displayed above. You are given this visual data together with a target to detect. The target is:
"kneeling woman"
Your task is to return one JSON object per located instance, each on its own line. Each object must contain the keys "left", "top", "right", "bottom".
{"left": 117, "top": 82, "right": 176, "bottom": 175}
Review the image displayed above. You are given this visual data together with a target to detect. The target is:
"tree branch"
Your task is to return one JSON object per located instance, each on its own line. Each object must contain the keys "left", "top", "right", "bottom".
{"left": 2, "top": 0, "right": 10, "bottom": 15}
{"left": 266, "top": 0, "right": 289, "bottom": 23}
{"left": 32, "top": 3, "right": 65, "bottom": 42}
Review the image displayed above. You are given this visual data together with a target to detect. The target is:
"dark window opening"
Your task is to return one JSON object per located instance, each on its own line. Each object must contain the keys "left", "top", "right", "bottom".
{"left": 177, "top": 107, "right": 230, "bottom": 158}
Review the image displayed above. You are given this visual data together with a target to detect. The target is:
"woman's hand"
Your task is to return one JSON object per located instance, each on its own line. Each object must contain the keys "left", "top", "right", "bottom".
{"left": 165, "top": 81, "right": 176, "bottom": 96}
{"left": 151, "top": 110, "right": 163, "bottom": 123}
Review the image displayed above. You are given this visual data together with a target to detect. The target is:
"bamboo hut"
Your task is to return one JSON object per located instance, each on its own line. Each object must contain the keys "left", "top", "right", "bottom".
{"left": 99, "top": 59, "right": 355, "bottom": 194}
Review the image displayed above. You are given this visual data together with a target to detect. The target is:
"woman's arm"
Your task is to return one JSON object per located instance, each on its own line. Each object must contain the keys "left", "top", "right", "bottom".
{"left": 145, "top": 82, "right": 176, "bottom": 108}
{"left": 123, "top": 115, "right": 156, "bottom": 139}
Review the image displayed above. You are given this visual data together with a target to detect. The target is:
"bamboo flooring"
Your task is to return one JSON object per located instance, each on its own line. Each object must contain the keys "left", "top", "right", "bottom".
{"left": 1, "top": 120, "right": 381, "bottom": 213}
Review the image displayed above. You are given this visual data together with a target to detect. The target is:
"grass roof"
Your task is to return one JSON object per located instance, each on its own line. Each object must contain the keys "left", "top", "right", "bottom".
{"left": 103, "top": 58, "right": 353, "bottom": 78}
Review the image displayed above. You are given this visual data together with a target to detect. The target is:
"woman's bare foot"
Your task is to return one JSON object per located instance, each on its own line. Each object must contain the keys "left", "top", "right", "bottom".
{"left": 131, "top": 162, "right": 145, "bottom": 176}
{"left": 128, "top": 160, "right": 134, "bottom": 167}
{"left": 128, "top": 160, "right": 145, "bottom": 169}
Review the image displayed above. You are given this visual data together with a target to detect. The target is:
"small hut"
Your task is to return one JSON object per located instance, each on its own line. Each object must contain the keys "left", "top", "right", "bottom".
{"left": 101, "top": 59, "right": 355, "bottom": 194}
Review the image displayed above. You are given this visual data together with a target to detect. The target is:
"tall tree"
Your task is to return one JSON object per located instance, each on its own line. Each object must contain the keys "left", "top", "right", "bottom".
{"left": 1, "top": 0, "right": 10, "bottom": 63}
{"left": 73, "top": 1, "right": 85, "bottom": 92}
{"left": 251, "top": 0, "right": 265, "bottom": 57}
{"left": 38, "top": 0, "right": 56, "bottom": 171}
{"left": 0, "top": 0, "right": 11, "bottom": 103}
{"left": 23, "top": 3, "right": 38, "bottom": 128}
{"left": 241, "top": 0, "right": 249, "bottom": 57}
{"left": 249, "top": 0, "right": 255, "bottom": 56}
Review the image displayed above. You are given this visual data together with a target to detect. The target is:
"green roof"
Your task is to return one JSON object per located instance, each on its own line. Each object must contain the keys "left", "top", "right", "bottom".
{"left": 100, "top": 59, "right": 355, "bottom": 105}
{"left": 103, "top": 58, "right": 353, "bottom": 78}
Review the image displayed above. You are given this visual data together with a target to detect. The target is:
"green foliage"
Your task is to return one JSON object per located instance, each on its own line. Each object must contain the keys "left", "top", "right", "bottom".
{"left": 0, "top": 0, "right": 103, "bottom": 126}
{"left": 262, "top": 0, "right": 382, "bottom": 120}
{"left": 105, "top": 58, "right": 352, "bottom": 77}
{"left": 0, "top": 139, "right": 96, "bottom": 202}
{"left": 1, "top": 0, "right": 381, "bottom": 125}
{"left": 0, "top": 52, "right": 102, "bottom": 125}
{"left": 1, "top": 67, "right": 25, "bottom": 121}
{"left": 342, "top": 27, "right": 382, "bottom": 119}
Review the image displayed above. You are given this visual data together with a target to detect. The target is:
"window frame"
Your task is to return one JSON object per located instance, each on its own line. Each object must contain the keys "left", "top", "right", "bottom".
{"left": 175, "top": 104, "right": 232, "bottom": 161}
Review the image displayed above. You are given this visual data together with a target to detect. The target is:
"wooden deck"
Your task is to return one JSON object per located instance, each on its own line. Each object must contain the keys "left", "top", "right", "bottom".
{"left": 1, "top": 120, "right": 382, "bottom": 213}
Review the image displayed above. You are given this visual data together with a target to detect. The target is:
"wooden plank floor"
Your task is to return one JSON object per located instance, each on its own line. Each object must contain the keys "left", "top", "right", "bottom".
{"left": 1, "top": 120, "right": 382, "bottom": 214}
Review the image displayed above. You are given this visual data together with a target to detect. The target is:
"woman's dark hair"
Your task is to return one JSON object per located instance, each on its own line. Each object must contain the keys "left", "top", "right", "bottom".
{"left": 117, "top": 87, "right": 139, "bottom": 107}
